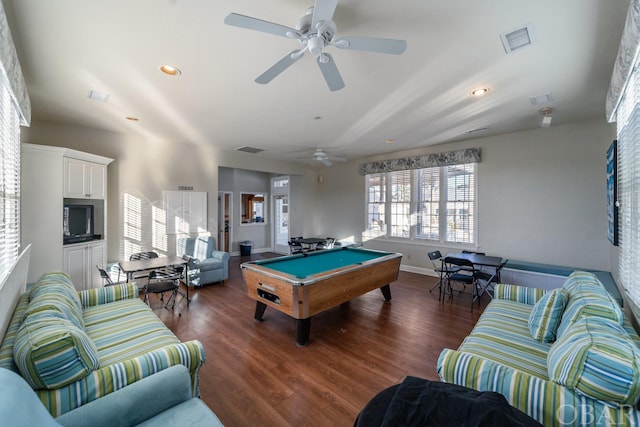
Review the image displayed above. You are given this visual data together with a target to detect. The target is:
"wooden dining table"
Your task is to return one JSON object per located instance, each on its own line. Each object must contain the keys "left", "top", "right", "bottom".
{"left": 446, "top": 252, "right": 506, "bottom": 302}
{"left": 118, "top": 255, "right": 191, "bottom": 305}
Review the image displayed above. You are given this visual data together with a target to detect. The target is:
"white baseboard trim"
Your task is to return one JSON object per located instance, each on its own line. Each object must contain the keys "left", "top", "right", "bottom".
{"left": 400, "top": 264, "right": 437, "bottom": 277}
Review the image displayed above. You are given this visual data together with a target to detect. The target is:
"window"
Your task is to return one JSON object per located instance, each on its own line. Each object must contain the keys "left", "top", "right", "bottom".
{"left": 365, "top": 163, "right": 476, "bottom": 245}
{"left": 617, "top": 62, "right": 640, "bottom": 308}
{"left": 0, "top": 81, "right": 21, "bottom": 283}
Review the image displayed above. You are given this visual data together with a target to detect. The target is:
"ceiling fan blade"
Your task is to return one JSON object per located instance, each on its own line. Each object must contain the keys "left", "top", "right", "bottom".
{"left": 312, "top": 0, "right": 339, "bottom": 30}
{"left": 316, "top": 53, "right": 345, "bottom": 91}
{"left": 255, "top": 50, "right": 305, "bottom": 84}
{"left": 320, "top": 158, "right": 333, "bottom": 167}
{"left": 334, "top": 36, "right": 407, "bottom": 55}
{"left": 224, "top": 13, "right": 301, "bottom": 39}
{"left": 328, "top": 156, "right": 347, "bottom": 162}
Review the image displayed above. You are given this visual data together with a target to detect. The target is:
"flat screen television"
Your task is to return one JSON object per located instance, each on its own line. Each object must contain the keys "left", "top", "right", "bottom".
{"left": 63, "top": 204, "right": 95, "bottom": 244}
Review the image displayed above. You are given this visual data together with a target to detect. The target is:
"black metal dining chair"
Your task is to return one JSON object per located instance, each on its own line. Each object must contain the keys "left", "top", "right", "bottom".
{"left": 144, "top": 266, "right": 184, "bottom": 313}
{"left": 443, "top": 256, "right": 481, "bottom": 310}
{"left": 474, "top": 259, "right": 509, "bottom": 300}
{"left": 96, "top": 265, "right": 126, "bottom": 287}
{"left": 427, "top": 251, "right": 460, "bottom": 301}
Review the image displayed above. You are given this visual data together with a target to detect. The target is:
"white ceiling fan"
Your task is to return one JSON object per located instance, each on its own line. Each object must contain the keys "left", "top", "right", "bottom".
{"left": 224, "top": 0, "right": 407, "bottom": 91}
{"left": 297, "top": 148, "right": 346, "bottom": 166}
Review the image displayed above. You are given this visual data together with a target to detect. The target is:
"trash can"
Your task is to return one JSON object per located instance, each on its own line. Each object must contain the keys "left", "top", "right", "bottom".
{"left": 240, "top": 241, "right": 252, "bottom": 256}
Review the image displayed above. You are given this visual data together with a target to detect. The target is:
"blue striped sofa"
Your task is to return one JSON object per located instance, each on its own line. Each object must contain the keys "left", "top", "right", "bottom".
{"left": 0, "top": 272, "right": 206, "bottom": 418}
{"left": 437, "top": 271, "right": 640, "bottom": 426}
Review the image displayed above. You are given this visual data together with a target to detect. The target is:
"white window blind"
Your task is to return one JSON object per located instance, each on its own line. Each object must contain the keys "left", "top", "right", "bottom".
{"left": 416, "top": 167, "right": 440, "bottom": 240}
{"left": 365, "top": 163, "right": 476, "bottom": 245}
{"left": 0, "top": 81, "right": 21, "bottom": 283}
{"left": 446, "top": 163, "right": 476, "bottom": 244}
{"left": 365, "top": 173, "right": 386, "bottom": 236}
{"left": 617, "top": 63, "right": 640, "bottom": 307}
{"left": 389, "top": 170, "right": 411, "bottom": 238}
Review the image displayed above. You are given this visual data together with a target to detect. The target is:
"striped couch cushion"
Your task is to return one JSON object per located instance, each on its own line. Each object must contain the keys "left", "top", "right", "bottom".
{"left": 548, "top": 317, "right": 640, "bottom": 405}
{"left": 13, "top": 313, "right": 100, "bottom": 389}
{"left": 83, "top": 299, "right": 181, "bottom": 366}
{"left": 557, "top": 273, "right": 623, "bottom": 338}
{"left": 528, "top": 288, "right": 569, "bottom": 343}
{"left": 458, "top": 299, "right": 550, "bottom": 379}
{"left": 27, "top": 272, "right": 84, "bottom": 330}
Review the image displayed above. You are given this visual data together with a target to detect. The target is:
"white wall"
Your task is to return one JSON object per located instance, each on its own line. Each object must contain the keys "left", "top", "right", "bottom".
{"left": 21, "top": 117, "right": 616, "bottom": 275}
{"left": 21, "top": 120, "right": 311, "bottom": 262}
{"left": 318, "top": 119, "right": 616, "bottom": 273}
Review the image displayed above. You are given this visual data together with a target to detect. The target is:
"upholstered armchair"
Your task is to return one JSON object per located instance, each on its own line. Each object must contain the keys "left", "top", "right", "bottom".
{"left": 177, "top": 236, "right": 229, "bottom": 286}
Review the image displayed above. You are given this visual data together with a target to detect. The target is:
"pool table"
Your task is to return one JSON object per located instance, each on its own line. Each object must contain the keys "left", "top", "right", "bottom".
{"left": 241, "top": 246, "right": 402, "bottom": 346}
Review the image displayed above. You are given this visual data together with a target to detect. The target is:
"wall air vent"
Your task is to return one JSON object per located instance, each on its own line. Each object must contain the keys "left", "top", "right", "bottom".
{"left": 500, "top": 24, "right": 535, "bottom": 54}
{"left": 236, "top": 146, "right": 264, "bottom": 154}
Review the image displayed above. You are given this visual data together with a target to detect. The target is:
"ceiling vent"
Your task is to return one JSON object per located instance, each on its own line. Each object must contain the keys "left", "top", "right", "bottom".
{"left": 236, "top": 146, "right": 264, "bottom": 154}
{"left": 88, "top": 90, "right": 110, "bottom": 103}
{"left": 530, "top": 93, "right": 553, "bottom": 105}
{"left": 500, "top": 24, "right": 535, "bottom": 54}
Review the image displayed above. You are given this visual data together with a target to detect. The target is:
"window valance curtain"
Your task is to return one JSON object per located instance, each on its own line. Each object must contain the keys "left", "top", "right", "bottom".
{"left": 358, "top": 147, "right": 480, "bottom": 176}
{"left": 0, "top": 2, "right": 30, "bottom": 126}
{"left": 606, "top": 0, "right": 640, "bottom": 122}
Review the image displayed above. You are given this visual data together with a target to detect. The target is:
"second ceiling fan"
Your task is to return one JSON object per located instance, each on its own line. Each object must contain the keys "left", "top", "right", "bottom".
{"left": 224, "top": 0, "right": 407, "bottom": 91}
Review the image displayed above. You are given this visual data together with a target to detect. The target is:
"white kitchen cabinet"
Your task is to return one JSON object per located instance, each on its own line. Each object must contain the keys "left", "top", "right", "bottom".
{"left": 64, "top": 157, "right": 106, "bottom": 199}
{"left": 63, "top": 240, "right": 106, "bottom": 291}
{"left": 21, "top": 144, "right": 113, "bottom": 283}
{"left": 164, "top": 191, "right": 207, "bottom": 234}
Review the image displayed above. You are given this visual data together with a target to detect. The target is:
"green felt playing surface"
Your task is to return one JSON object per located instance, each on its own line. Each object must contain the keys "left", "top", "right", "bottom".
{"left": 254, "top": 247, "right": 388, "bottom": 278}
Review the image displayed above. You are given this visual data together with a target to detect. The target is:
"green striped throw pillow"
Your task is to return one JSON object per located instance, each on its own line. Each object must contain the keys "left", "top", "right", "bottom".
{"left": 13, "top": 313, "right": 100, "bottom": 389}
{"left": 28, "top": 272, "right": 84, "bottom": 329}
{"left": 548, "top": 317, "right": 640, "bottom": 405}
{"left": 528, "top": 288, "right": 569, "bottom": 343}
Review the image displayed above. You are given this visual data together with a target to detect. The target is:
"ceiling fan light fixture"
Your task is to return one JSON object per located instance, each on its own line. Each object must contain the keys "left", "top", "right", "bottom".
{"left": 308, "top": 36, "right": 324, "bottom": 55}
{"left": 334, "top": 39, "right": 350, "bottom": 48}
{"left": 285, "top": 30, "right": 301, "bottom": 39}
{"left": 539, "top": 107, "right": 553, "bottom": 128}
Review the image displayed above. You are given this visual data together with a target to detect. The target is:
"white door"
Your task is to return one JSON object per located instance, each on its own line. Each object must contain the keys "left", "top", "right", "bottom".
{"left": 272, "top": 194, "right": 289, "bottom": 254}
{"left": 218, "top": 192, "right": 232, "bottom": 252}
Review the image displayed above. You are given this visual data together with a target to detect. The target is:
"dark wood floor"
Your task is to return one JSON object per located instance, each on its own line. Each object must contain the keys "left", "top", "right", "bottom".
{"left": 149, "top": 252, "right": 488, "bottom": 427}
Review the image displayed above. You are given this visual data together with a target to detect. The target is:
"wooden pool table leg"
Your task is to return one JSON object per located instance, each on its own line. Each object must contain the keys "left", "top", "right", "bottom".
{"left": 254, "top": 301, "right": 267, "bottom": 321}
{"left": 380, "top": 284, "right": 392, "bottom": 302}
{"left": 296, "top": 318, "right": 311, "bottom": 347}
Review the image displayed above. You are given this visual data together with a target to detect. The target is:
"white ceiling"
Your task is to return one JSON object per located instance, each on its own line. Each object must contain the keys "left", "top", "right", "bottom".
{"left": 4, "top": 0, "right": 630, "bottom": 163}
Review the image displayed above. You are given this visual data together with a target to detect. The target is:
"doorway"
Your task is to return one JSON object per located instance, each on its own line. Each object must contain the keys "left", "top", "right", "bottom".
{"left": 217, "top": 191, "right": 232, "bottom": 252}
{"left": 272, "top": 194, "right": 289, "bottom": 254}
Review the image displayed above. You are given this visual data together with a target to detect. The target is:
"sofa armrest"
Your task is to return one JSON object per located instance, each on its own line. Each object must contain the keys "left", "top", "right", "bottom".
{"left": 38, "top": 340, "right": 206, "bottom": 417}
{"left": 209, "top": 250, "right": 230, "bottom": 263}
{"left": 493, "top": 283, "right": 547, "bottom": 305}
{"left": 437, "top": 348, "right": 640, "bottom": 426}
{"left": 55, "top": 365, "right": 193, "bottom": 427}
{"left": 78, "top": 283, "right": 139, "bottom": 308}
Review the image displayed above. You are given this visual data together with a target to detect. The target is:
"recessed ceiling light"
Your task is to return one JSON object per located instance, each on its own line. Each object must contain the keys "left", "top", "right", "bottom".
{"left": 160, "top": 65, "right": 181, "bottom": 76}
{"left": 471, "top": 88, "right": 490, "bottom": 97}
{"left": 385, "top": 139, "right": 396, "bottom": 144}
{"left": 125, "top": 116, "right": 139, "bottom": 121}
